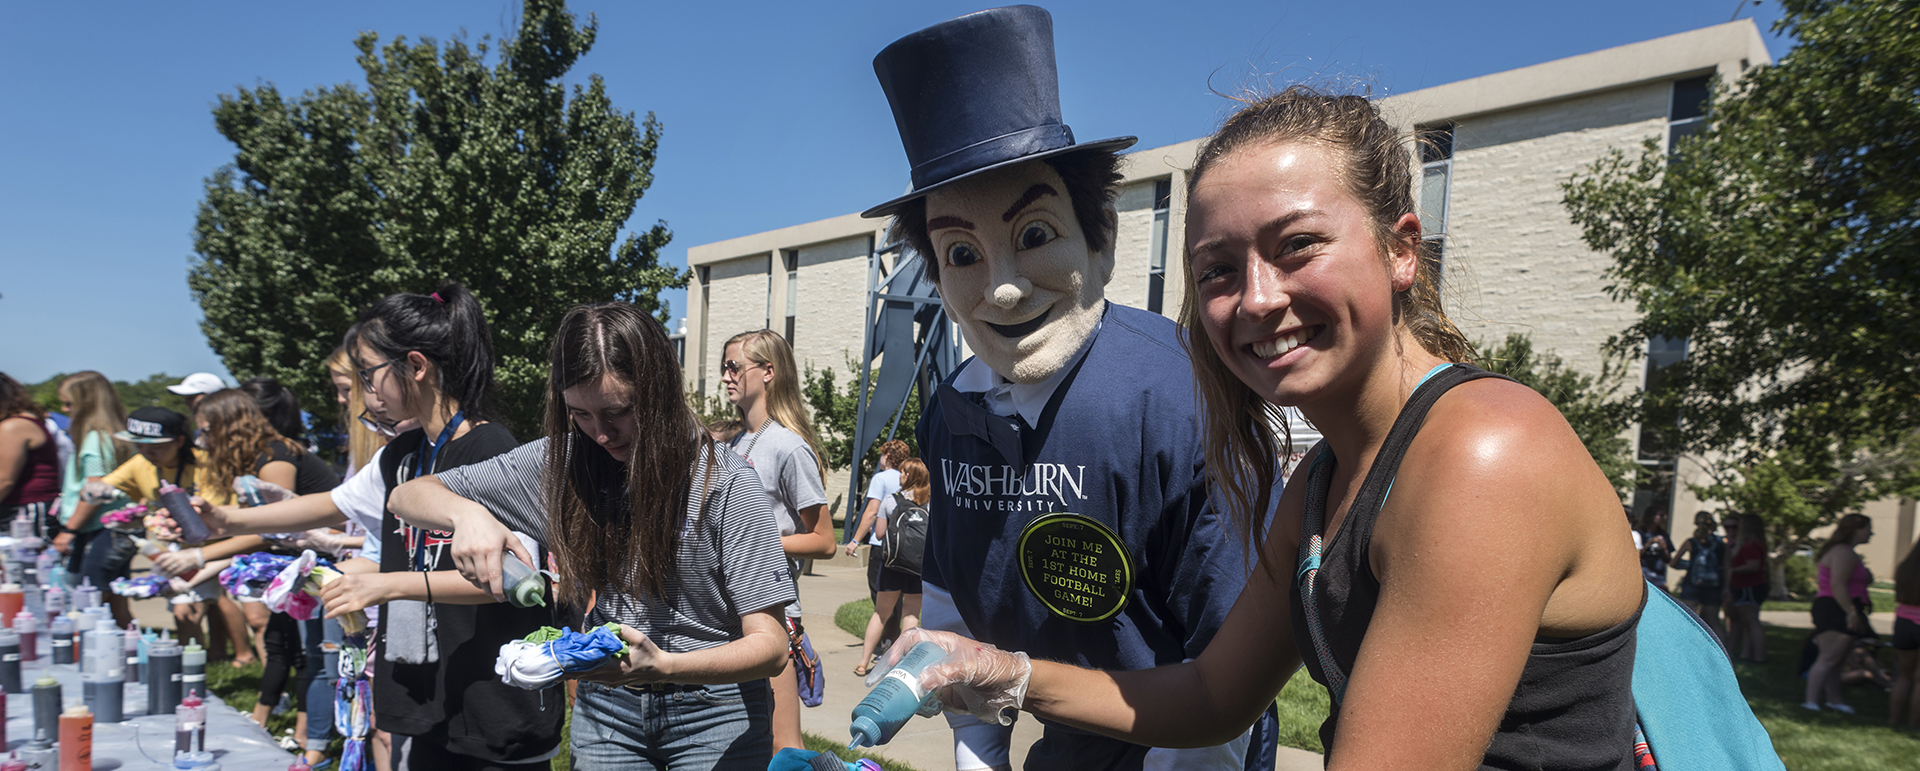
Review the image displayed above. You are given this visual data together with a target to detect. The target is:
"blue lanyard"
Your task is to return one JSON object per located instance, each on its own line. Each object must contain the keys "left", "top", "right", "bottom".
{"left": 410, "top": 411, "right": 465, "bottom": 572}
{"left": 413, "top": 411, "right": 465, "bottom": 480}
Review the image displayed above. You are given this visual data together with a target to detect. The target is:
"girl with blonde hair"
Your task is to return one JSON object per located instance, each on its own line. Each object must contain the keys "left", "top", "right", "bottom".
{"left": 720, "top": 328, "right": 834, "bottom": 752}
{"left": 53, "top": 372, "right": 137, "bottom": 624}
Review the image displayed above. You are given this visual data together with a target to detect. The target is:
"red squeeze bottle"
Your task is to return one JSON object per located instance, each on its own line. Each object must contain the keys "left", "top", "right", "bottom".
{"left": 156, "top": 482, "right": 212, "bottom": 544}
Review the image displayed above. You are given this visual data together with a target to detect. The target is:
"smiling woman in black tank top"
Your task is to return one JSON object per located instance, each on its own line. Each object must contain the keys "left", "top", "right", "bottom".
{"left": 883, "top": 89, "right": 1647, "bottom": 771}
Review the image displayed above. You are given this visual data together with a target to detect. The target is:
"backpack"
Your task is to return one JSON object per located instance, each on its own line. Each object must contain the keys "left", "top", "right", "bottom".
{"left": 881, "top": 492, "right": 929, "bottom": 576}
{"left": 1688, "top": 535, "right": 1722, "bottom": 586}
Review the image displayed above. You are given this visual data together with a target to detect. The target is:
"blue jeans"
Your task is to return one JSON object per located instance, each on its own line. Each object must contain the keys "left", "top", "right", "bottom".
{"left": 298, "top": 617, "right": 343, "bottom": 750}
{"left": 570, "top": 679, "right": 771, "bottom": 770}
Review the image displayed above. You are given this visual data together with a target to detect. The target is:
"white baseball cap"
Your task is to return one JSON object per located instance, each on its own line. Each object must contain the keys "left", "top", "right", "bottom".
{"left": 166, "top": 372, "right": 227, "bottom": 396}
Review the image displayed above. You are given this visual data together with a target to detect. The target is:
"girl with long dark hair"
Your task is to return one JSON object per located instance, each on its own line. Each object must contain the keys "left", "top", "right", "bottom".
{"left": 1726, "top": 513, "right": 1771, "bottom": 662}
{"left": 387, "top": 302, "right": 794, "bottom": 770}
{"left": 885, "top": 88, "right": 1652, "bottom": 769}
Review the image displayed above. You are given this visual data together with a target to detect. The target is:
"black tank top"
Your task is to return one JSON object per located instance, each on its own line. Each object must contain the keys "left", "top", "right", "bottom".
{"left": 1288, "top": 364, "right": 1640, "bottom": 771}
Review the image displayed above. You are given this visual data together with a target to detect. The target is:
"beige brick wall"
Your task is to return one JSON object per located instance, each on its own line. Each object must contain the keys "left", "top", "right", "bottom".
{"left": 791, "top": 234, "right": 873, "bottom": 378}
{"left": 1442, "top": 82, "right": 1669, "bottom": 379}
{"left": 1107, "top": 179, "right": 1158, "bottom": 313}
{"left": 702, "top": 254, "right": 772, "bottom": 393}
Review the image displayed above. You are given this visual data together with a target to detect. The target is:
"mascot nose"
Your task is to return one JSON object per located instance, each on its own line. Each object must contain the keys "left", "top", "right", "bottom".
{"left": 991, "top": 278, "right": 1032, "bottom": 309}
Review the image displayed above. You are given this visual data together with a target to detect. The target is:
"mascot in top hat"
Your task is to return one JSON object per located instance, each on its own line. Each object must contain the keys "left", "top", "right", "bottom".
{"left": 865, "top": 6, "right": 1279, "bottom": 770}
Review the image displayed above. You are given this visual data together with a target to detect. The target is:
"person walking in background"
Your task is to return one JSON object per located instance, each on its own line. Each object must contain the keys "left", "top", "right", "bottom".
{"left": 721, "top": 328, "right": 835, "bottom": 753}
{"left": 1890, "top": 538, "right": 1920, "bottom": 731}
{"left": 1673, "top": 510, "right": 1727, "bottom": 640}
{"left": 851, "top": 457, "right": 928, "bottom": 678}
{"left": 0, "top": 373, "right": 65, "bottom": 541}
{"left": 1803, "top": 514, "right": 1876, "bottom": 714}
{"left": 844, "top": 439, "right": 909, "bottom": 676}
{"left": 51, "top": 372, "right": 137, "bottom": 626}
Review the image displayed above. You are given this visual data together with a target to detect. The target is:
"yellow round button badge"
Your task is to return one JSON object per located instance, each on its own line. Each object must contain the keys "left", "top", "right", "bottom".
{"left": 1017, "top": 512, "right": 1134, "bottom": 623}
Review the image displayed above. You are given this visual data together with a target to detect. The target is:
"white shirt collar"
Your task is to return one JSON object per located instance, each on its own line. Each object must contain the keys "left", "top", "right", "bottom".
{"left": 952, "top": 316, "right": 1102, "bottom": 428}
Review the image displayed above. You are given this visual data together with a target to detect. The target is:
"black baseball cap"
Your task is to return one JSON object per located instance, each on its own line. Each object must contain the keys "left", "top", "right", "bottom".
{"left": 114, "top": 407, "right": 190, "bottom": 444}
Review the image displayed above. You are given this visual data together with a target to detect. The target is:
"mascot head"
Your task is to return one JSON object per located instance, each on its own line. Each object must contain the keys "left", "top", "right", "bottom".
{"left": 865, "top": 5, "right": 1135, "bottom": 384}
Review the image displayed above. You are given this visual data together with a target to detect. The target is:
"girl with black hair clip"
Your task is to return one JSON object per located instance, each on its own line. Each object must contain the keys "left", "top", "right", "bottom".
{"left": 386, "top": 302, "right": 794, "bottom": 770}
{"left": 157, "top": 283, "right": 561, "bottom": 769}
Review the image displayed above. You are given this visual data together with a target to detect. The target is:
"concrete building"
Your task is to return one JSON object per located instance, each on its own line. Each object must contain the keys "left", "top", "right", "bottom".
{"left": 680, "top": 20, "right": 1915, "bottom": 577}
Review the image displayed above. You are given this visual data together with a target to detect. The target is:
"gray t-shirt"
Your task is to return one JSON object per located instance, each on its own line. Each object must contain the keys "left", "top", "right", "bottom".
{"left": 863, "top": 469, "right": 901, "bottom": 546}
{"left": 727, "top": 422, "right": 828, "bottom": 618}
{"left": 434, "top": 437, "right": 796, "bottom": 654}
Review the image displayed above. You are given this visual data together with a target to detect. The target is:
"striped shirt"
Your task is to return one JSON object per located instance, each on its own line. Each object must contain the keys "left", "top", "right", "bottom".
{"left": 434, "top": 436, "right": 795, "bottom": 654}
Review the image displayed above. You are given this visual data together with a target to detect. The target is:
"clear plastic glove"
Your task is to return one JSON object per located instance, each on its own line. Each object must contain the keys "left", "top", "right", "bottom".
{"left": 289, "top": 528, "right": 355, "bottom": 557}
{"left": 872, "top": 628, "right": 1032, "bottom": 726}
{"left": 80, "top": 480, "right": 120, "bottom": 504}
{"left": 153, "top": 547, "right": 206, "bottom": 578}
{"left": 167, "top": 577, "right": 194, "bottom": 595}
{"left": 244, "top": 478, "right": 296, "bottom": 506}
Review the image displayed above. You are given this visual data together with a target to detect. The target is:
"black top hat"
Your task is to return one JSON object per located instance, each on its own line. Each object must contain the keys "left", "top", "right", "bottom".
{"left": 114, "top": 406, "right": 190, "bottom": 444}
{"left": 862, "top": 5, "right": 1136, "bottom": 219}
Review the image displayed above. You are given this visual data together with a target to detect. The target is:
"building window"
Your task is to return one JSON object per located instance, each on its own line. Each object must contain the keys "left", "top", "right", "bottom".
{"left": 1668, "top": 75, "right": 1710, "bottom": 153}
{"left": 1418, "top": 123, "right": 1454, "bottom": 269}
{"left": 696, "top": 266, "right": 711, "bottom": 396}
{"left": 1636, "top": 335, "right": 1688, "bottom": 463}
{"left": 1147, "top": 179, "right": 1171, "bottom": 314}
{"left": 783, "top": 250, "right": 798, "bottom": 344}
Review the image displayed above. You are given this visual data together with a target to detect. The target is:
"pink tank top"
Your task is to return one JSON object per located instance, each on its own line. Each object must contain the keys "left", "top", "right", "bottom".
{"left": 1816, "top": 556, "right": 1872, "bottom": 602}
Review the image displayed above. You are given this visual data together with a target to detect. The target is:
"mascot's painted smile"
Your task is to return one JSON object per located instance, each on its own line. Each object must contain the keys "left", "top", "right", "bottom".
{"left": 988, "top": 308, "right": 1051, "bottom": 338}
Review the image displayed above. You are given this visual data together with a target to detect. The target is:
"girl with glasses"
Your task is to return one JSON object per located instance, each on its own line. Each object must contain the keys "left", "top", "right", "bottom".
{"left": 720, "top": 329, "right": 835, "bottom": 753}
{"left": 158, "top": 283, "right": 562, "bottom": 769}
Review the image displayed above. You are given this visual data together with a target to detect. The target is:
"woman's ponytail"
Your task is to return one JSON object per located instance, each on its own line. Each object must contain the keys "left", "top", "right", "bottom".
{"left": 344, "top": 281, "right": 498, "bottom": 423}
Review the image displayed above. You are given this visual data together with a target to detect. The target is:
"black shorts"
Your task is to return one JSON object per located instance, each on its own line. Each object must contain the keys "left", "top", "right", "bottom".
{"left": 865, "top": 548, "right": 923, "bottom": 595}
{"left": 1810, "top": 595, "right": 1878, "bottom": 638}
{"left": 1731, "top": 583, "right": 1769, "bottom": 607}
{"left": 1894, "top": 618, "right": 1920, "bottom": 651}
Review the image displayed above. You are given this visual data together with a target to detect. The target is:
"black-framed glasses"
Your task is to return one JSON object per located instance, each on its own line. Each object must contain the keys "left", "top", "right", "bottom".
{"left": 357, "top": 407, "right": 400, "bottom": 438}
{"left": 358, "top": 359, "right": 398, "bottom": 392}
{"left": 721, "top": 359, "right": 764, "bottom": 376}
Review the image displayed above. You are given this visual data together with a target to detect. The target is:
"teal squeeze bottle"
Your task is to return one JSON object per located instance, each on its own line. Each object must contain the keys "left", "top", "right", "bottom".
{"left": 847, "top": 641, "right": 947, "bottom": 749}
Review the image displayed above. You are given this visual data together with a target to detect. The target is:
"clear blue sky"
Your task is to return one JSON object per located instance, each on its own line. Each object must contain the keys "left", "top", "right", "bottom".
{"left": 0, "top": 0, "right": 1790, "bottom": 386}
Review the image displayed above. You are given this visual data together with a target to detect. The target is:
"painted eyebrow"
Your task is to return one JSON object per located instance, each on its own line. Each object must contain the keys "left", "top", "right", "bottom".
{"left": 1001, "top": 184, "right": 1059, "bottom": 222}
{"left": 928, "top": 216, "right": 975, "bottom": 231}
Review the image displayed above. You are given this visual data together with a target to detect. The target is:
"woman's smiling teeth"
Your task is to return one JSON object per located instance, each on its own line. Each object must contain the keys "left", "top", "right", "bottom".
{"left": 1250, "top": 327, "right": 1319, "bottom": 359}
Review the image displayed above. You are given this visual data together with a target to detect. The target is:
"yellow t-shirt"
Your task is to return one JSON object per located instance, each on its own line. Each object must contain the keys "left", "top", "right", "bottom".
{"left": 100, "top": 449, "right": 234, "bottom": 508}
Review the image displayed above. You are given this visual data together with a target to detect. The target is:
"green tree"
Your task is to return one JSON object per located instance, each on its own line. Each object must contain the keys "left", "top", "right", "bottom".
{"left": 27, "top": 373, "right": 191, "bottom": 416}
{"left": 801, "top": 357, "right": 922, "bottom": 479}
{"left": 1478, "top": 333, "right": 1640, "bottom": 498}
{"left": 189, "top": 0, "right": 682, "bottom": 432}
{"left": 1562, "top": 0, "right": 1919, "bottom": 460}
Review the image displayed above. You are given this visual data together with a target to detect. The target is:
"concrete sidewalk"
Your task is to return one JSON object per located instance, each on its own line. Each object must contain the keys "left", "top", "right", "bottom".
{"left": 793, "top": 551, "right": 1323, "bottom": 771}
{"left": 1759, "top": 609, "right": 1896, "bottom": 635}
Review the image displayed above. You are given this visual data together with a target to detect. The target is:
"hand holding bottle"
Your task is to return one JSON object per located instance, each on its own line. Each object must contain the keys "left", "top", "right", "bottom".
{"left": 872, "top": 628, "right": 1031, "bottom": 725}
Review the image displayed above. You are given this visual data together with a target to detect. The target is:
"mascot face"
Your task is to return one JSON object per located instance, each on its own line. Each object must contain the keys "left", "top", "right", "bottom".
{"left": 925, "top": 160, "right": 1114, "bottom": 384}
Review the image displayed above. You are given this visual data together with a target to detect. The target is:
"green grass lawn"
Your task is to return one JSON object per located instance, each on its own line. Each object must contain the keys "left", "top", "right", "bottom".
{"left": 1734, "top": 624, "right": 1920, "bottom": 770}
{"left": 1757, "top": 585, "right": 1897, "bottom": 614}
